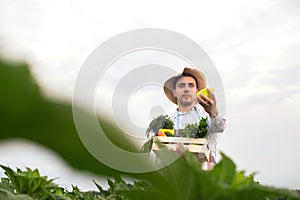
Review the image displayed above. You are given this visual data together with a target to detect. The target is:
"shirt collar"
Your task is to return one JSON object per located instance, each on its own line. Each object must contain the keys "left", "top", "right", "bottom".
{"left": 177, "top": 106, "right": 198, "bottom": 115}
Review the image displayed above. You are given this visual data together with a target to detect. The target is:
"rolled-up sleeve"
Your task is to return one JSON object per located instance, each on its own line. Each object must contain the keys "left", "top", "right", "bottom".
{"left": 208, "top": 115, "right": 226, "bottom": 133}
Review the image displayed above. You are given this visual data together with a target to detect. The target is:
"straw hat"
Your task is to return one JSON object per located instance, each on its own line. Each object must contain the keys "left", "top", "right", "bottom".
{"left": 163, "top": 68, "right": 206, "bottom": 104}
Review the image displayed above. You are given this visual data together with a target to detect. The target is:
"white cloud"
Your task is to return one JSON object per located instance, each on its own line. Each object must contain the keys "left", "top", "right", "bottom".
{"left": 220, "top": 99, "right": 300, "bottom": 189}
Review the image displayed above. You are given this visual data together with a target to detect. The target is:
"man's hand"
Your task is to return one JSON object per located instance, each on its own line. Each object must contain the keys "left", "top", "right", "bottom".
{"left": 197, "top": 88, "right": 218, "bottom": 118}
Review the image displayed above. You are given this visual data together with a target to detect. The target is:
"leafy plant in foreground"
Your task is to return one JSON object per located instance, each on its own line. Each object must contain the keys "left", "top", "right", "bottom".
{"left": 146, "top": 151, "right": 300, "bottom": 200}
{"left": 1, "top": 153, "right": 300, "bottom": 200}
{"left": 93, "top": 177, "right": 153, "bottom": 200}
{"left": 0, "top": 165, "right": 154, "bottom": 200}
{"left": 0, "top": 165, "right": 67, "bottom": 200}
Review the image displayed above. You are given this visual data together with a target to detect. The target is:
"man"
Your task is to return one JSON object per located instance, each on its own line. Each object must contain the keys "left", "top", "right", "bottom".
{"left": 163, "top": 67, "right": 226, "bottom": 162}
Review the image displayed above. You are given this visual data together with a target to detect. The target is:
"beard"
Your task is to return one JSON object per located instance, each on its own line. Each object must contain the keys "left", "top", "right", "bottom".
{"left": 178, "top": 95, "right": 195, "bottom": 107}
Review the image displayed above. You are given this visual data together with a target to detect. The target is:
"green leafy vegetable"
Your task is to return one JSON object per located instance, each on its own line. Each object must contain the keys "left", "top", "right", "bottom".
{"left": 145, "top": 115, "right": 174, "bottom": 138}
{"left": 142, "top": 115, "right": 175, "bottom": 153}
{"left": 181, "top": 117, "right": 208, "bottom": 138}
{"left": 140, "top": 137, "right": 154, "bottom": 153}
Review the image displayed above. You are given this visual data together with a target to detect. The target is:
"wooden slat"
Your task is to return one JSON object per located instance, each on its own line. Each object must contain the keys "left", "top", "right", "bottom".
{"left": 152, "top": 136, "right": 210, "bottom": 155}
{"left": 151, "top": 136, "right": 211, "bottom": 164}
{"left": 152, "top": 143, "right": 209, "bottom": 152}
{"left": 154, "top": 136, "right": 208, "bottom": 145}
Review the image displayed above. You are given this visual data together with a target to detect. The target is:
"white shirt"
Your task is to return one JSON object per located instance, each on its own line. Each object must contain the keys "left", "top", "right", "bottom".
{"left": 170, "top": 103, "right": 226, "bottom": 160}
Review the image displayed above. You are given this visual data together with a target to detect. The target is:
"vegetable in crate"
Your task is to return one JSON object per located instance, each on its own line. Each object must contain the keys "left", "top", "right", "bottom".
{"left": 157, "top": 128, "right": 175, "bottom": 136}
{"left": 181, "top": 117, "right": 208, "bottom": 138}
{"left": 142, "top": 115, "right": 174, "bottom": 153}
{"left": 145, "top": 115, "right": 174, "bottom": 137}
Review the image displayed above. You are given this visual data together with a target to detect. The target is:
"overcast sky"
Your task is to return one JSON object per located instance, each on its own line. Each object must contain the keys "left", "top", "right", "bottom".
{"left": 0, "top": 0, "right": 299, "bottom": 190}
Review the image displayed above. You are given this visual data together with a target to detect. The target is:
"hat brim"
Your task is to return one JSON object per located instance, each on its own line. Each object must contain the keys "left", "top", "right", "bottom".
{"left": 163, "top": 68, "right": 206, "bottom": 104}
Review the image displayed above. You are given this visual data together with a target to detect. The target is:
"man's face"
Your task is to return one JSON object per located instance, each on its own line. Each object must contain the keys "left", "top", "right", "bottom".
{"left": 173, "top": 76, "right": 198, "bottom": 107}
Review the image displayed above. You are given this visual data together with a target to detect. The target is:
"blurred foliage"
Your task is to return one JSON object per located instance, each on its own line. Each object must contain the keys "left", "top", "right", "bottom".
{"left": 0, "top": 165, "right": 66, "bottom": 200}
{"left": 0, "top": 165, "right": 153, "bottom": 200}
{"left": 0, "top": 57, "right": 137, "bottom": 176}
{"left": 0, "top": 57, "right": 299, "bottom": 199}
{"left": 1, "top": 154, "right": 299, "bottom": 200}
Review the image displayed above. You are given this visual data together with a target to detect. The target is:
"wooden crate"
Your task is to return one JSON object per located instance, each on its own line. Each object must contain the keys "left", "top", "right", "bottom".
{"left": 152, "top": 136, "right": 210, "bottom": 161}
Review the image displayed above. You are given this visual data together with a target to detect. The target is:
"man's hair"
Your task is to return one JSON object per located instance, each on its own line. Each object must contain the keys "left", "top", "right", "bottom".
{"left": 173, "top": 73, "right": 198, "bottom": 89}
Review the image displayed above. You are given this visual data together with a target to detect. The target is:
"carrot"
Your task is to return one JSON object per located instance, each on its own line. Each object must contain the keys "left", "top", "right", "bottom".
{"left": 158, "top": 131, "right": 167, "bottom": 136}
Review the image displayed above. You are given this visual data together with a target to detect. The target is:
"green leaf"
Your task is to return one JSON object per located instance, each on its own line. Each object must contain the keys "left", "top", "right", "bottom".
{"left": 140, "top": 137, "right": 153, "bottom": 153}
{"left": 145, "top": 115, "right": 174, "bottom": 137}
{"left": 0, "top": 188, "right": 33, "bottom": 200}
{"left": 0, "top": 57, "right": 132, "bottom": 178}
{"left": 210, "top": 152, "right": 237, "bottom": 185}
